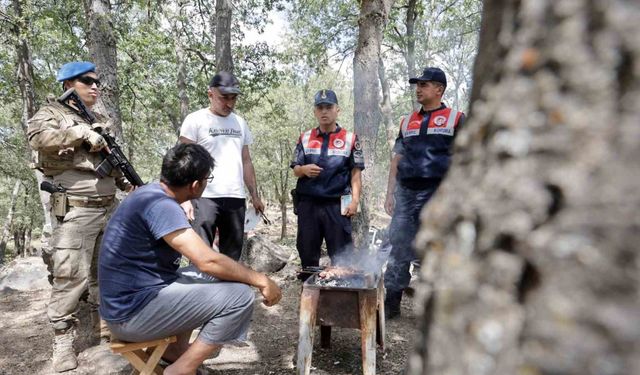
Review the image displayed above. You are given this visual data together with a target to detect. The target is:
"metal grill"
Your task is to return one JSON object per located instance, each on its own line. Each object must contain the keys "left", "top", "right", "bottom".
{"left": 296, "top": 269, "right": 386, "bottom": 375}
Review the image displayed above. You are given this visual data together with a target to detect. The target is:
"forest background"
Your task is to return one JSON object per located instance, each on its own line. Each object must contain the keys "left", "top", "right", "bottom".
{"left": 0, "top": 0, "right": 481, "bottom": 260}
{"left": 1, "top": 1, "right": 638, "bottom": 374}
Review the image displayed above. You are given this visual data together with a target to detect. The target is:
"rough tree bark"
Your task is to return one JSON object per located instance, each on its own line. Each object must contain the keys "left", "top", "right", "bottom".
{"left": 176, "top": 33, "right": 189, "bottom": 129}
{"left": 23, "top": 226, "right": 32, "bottom": 257}
{"left": 404, "top": 0, "right": 419, "bottom": 109}
{"left": 169, "top": 2, "right": 190, "bottom": 132}
{"left": 13, "top": 227, "right": 25, "bottom": 257}
{"left": 352, "top": 0, "right": 394, "bottom": 242}
{"left": 13, "top": 0, "right": 36, "bottom": 135}
{"left": 378, "top": 57, "right": 397, "bottom": 152}
{"left": 0, "top": 181, "right": 21, "bottom": 265}
{"left": 83, "top": 0, "right": 123, "bottom": 138}
{"left": 277, "top": 140, "right": 290, "bottom": 240}
{"left": 12, "top": 0, "right": 51, "bottom": 256}
{"left": 214, "top": 0, "right": 233, "bottom": 72}
{"left": 410, "top": 1, "right": 640, "bottom": 374}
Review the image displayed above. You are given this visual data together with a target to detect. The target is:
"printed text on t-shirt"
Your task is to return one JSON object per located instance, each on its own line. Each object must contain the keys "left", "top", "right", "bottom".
{"left": 209, "top": 128, "right": 241, "bottom": 138}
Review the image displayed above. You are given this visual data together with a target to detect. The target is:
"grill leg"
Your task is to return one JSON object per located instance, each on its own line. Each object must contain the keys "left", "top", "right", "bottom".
{"left": 297, "top": 288, "right": 320, "bottom": 375}
{"left": 376, "top": 276, "right": 386, "bottom": 351}
{"left": 359, "top": 292, "right": 377, "bottom": 375}
{"left": 320, "top": 325, "right": 332, "bottom": 349}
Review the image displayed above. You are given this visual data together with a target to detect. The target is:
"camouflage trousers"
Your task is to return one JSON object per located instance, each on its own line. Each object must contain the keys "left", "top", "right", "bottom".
{"left": 47, "top": 204, "right": 114, "bottom": 329}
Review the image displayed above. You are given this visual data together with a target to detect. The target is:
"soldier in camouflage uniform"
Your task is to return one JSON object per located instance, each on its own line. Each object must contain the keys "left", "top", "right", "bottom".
{"left": 27, "top": 61, "right": 130, "bottom": 372}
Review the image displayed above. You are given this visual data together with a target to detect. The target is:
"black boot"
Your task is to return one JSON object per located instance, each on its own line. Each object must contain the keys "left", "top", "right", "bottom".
{"left": 384, "top": 289, "right": 403, "bottom": 320}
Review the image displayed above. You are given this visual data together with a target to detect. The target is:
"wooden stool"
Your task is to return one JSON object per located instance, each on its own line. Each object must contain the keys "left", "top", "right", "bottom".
{"left": 110, "top": 336, "right": 177, "bottom": 375}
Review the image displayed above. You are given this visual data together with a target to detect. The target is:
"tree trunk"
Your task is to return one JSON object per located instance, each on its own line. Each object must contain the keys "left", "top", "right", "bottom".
{"left": 404, "top": 0, "right": 419, "bottom": 110}
{"left": 214, "top": 0, "right": 233, "bottom": 72}
{"left": 83, "top": 0, "right": 123, "bottom": 137}
{"left": 13, "top": 228, "right": 25, "bottom": 257}
{"left": 410, "top": 0, "right": 640, "bottom": 374}
{"left": 11, "top": 0, "right": 51, "bottom": 261}
{"left": 0, "top": 181, "right": 21, "bottom": 265}
{"left": 277, "top": 139, "right": 290, "bottom": 240}
{"left": 24, "top": 227, "right": 32, "bottom": 257}
{"left": 378, "top": 57, "right": 396, "bottom": 152}
{"left": 352, "top": 0, "right": 394, "bottom": 244}
{"left": 168, "top": 1, "right": 190, "bottom": 131}
{"left": 280, "top": 197, "right": 287, "bottom": 240}
{"left": 176, "top": 33, "right": 189, "bottom": 129}
{"left": 467, "top": 0, "right": 504, "bottom": 114}
{"left": 13, "top": 0, "right": 36, "bottom": 135}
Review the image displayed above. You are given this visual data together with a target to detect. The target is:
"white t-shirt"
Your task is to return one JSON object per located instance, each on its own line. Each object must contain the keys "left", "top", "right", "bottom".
{"left": 179, "top": 108, "right": 253, "bottom": 198}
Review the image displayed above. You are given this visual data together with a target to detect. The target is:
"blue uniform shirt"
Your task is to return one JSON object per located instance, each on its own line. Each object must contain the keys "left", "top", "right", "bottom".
{"left": 98, "top": 183, "right": 191, "bottom": 322}
{"left": 394, "top": 104, "right": 465, "bottom": 188}
{"left": 291, "top": 125, "right": 365, "bottom": 198}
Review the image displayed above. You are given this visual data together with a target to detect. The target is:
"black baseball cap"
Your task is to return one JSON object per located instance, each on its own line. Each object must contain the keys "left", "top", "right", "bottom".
{"left": 209, "top": 71, "right": 241, "bottom": 94}
{"left": 314, "top": 89, "right": 338, "bottom": 106}
{"left": 409, "top": 67, "right": 447, "bottom": 87}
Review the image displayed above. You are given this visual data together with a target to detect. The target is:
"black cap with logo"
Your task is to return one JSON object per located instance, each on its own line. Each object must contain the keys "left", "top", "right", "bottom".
{"left": 314, "top": 89, "right": 338, "bottom": 106}
{"left": 209, "top": 71, "right": 242, "bottom": 94}
{"left": 409, "top": 67, "right": 447, "bottom": 87}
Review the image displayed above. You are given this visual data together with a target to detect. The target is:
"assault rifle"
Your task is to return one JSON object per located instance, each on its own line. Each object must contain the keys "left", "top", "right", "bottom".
{"left": 57, "top": 88, "right": 144, "bottom": 187}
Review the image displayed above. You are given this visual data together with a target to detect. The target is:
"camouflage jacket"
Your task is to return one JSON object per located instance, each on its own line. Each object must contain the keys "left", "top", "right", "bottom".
{"left": 27, "top": 99, "right": 127, "bottom": 191}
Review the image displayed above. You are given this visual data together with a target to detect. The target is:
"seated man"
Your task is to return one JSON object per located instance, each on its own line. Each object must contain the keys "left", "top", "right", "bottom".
{"left": 98, "top": 143, "right": 281, "bottom": 375}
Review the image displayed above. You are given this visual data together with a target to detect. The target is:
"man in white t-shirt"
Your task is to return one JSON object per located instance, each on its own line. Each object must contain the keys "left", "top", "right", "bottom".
{"left": 179, "top": 71, "right": 264, "bottom": 260}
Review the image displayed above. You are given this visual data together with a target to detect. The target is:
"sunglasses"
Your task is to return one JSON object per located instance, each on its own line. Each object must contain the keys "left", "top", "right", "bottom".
{"left": 77, "top": 76, "right": 101, "bottom": 87}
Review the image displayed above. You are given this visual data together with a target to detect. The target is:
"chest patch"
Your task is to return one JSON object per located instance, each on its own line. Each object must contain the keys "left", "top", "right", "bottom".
{"left": 333, "top": 138, "right": 345, "bottom": 148}
{"left": 404, "top": 120, "right": 421, "bottom": 137}
{"left": 433, "top": 115, "right": 447, "bottom": 127}
{"left": 208, "top": 128, "right": 241, "bottom": 138}
{"left": 427, "top": 110, "right": 458, "bottom": 136}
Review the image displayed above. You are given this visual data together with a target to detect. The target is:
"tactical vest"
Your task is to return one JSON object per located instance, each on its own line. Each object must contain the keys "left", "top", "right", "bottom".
{"left": 295, "top": 126, "right": 362, "bottom": 198}
{"left": 300, "top": 127, "right": 356, "bottom": 157}
{"left": 28, "top": 101, "right": 111, "bottom": 177}
{"left": 397, "top": 107, "right": 463, "bottom": 183}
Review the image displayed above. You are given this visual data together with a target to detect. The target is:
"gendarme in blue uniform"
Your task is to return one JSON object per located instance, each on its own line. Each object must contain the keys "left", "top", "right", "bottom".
{"left": 394, "top": 104, "right": 465, "bottom": 188}
{"left": 385, "top": 102, "right": 465, "bottom": 316}
{"left": 291, "top": 124, "right": 365, "bottom": 269}
{"left": 291, "top": 125, "right": 365, "bottom": 198}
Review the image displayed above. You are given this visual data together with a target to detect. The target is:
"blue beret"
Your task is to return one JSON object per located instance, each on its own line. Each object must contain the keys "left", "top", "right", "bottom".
{"left": 56, "top": 61, "right": 96, "bottom": 82}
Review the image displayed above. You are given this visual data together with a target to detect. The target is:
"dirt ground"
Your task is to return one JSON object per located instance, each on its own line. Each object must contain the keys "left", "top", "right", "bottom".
{"left": 0, "top": 207, "right": 418, "bottom": 375}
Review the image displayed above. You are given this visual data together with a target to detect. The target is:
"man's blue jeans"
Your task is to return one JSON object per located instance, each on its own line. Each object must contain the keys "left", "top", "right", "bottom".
{"left": 384, "top": 182, "right": 440, "bottom": 298}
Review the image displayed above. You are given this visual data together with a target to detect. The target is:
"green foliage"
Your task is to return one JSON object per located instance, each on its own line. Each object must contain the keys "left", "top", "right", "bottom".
{"left": 0, "top": 0, "right": 481, "bottom": 239}
{"left": 384, "top": 0, "right": 482, "bottom": 111}
{"left": 286, "top": 0, "right": 359, "bottom": 72}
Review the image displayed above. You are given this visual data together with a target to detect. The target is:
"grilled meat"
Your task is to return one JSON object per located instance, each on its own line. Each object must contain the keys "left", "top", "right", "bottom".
{"left": 319, "top": 266, "right": 360, "bottom": 279}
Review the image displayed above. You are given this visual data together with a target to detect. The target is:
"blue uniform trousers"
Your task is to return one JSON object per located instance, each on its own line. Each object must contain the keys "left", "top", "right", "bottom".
{"left": 384, "top": 182, "right": 440, "bottom": 298}
{"left": 296, "top": 197, "right": 353, "bottom": 268}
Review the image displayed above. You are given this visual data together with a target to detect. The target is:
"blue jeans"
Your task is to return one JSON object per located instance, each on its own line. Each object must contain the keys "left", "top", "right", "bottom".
{"left": 384, "top": 182, "right": 440, "bottom": 296}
